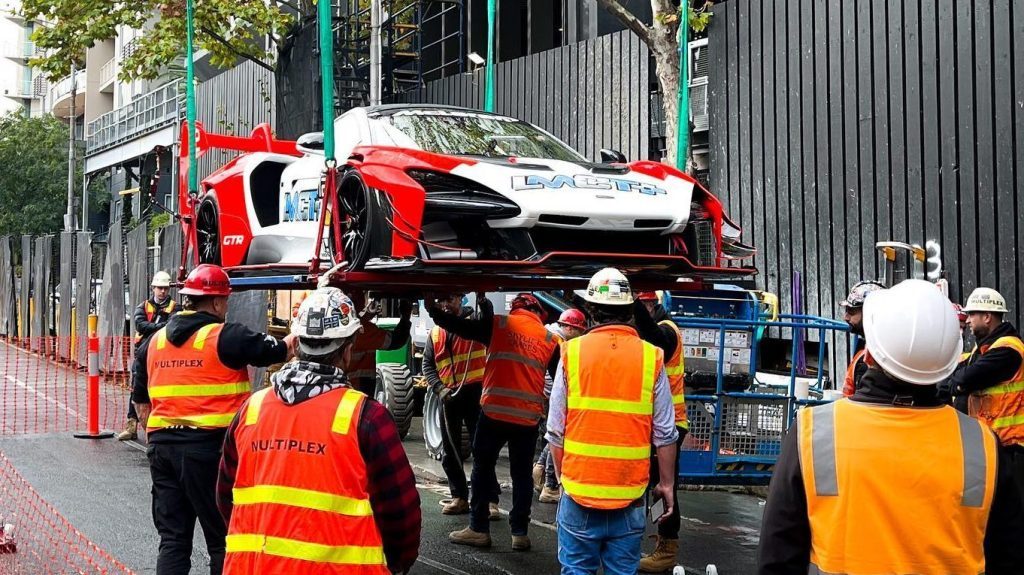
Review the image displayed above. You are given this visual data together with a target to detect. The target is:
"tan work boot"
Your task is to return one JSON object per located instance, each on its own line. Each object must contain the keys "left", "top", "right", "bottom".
{"left": 449, "top": 526, "right": 491, "bottom": 548}
{"left": 489, "top": 502, "right": 501, "bottom": 521}
{"left": 116, "top": 419, "right": 138, "bottom": 441}
{"left": 639, "top": 536, "right": 679, "bottom": 573}
{"left": 441, "top": 498, "right": 469, "bottom": 515}
{"left": 532, "top": 464, "right": 544, "bottom": 492}
{"left": 511, "top": 534, "right": 531, "bottom": 551}
{"left": 538, "top": 485, "right": 560, "bottom": 504}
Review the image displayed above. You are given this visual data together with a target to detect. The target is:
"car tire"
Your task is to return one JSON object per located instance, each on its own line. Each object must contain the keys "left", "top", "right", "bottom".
{"left": 196, "top": 199, "right": 222, "bottom": 265}
{"left": 336, "top": 169, "right": 391, "bottom": 270}
{"left": 423, "top": 389, "right": 473, "bottom": 461}
{"left": 374, "top": 363, "right": 414, "bottom": 439}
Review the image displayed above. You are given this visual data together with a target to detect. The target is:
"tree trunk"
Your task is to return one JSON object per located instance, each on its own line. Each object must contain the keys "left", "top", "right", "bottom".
{"left": 651, "top": 44, "right": 680, "bottom": 168}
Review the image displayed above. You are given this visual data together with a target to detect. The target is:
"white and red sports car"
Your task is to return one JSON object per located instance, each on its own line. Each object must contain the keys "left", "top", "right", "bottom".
{"left": 181, "top": 105, "right": 754, "bottom": 284}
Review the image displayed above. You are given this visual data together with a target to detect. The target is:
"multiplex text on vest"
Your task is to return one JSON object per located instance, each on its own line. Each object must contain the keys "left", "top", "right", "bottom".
{"left": 251, "top": 439, "right": 327, "bottom": 455}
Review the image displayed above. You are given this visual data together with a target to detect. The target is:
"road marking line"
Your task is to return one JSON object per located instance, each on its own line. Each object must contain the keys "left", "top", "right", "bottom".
{"left": 4, "top": 374, "right": 86, "bottom": 424}
{"left": 416, "top": 556, "right": 473, "bottom": 575}
{"left": 123, "top": 440, "right": 147, "bottom": 453}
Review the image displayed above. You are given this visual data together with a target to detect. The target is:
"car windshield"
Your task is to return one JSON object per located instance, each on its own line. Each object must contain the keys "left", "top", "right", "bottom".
{"left": 376, "top": 110, "right": 585, "bottom": 162}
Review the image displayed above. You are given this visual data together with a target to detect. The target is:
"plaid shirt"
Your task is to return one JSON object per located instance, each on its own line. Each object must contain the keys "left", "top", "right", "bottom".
{"left": 217, "top": 394, "right": 421, "bottom": 573}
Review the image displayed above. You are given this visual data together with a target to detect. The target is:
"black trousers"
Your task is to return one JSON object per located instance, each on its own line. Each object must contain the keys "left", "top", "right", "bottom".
{"left": 469, "top": 414, "right": 538, "bottom": 536}
{"left": 1009, "top": 445, "right": 1024, "bottom": 506}
{"left": 147, "top": 441, "right": 227, "bottom": 575}
{"left": 649, "top": 427, "right": 688, "bottom": 539}
{"left": 440, "top": 384, "right": 499, "bottom": 502}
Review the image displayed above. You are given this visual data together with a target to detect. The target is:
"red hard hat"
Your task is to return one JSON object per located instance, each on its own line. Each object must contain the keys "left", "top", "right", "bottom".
{"left": 635, "top": 291, "right": 659, "bottom": 302}
{"left": 557, "top": 309, "right": 587, "bottom": 331}
{"left": 510, "top": 293, "right": 546, "bottom": 320}
{"left": 953, "top": 302, "right": 968, "bottom": 323}
{"left": 179, "top": 264, "right": 232, "bottom": 297}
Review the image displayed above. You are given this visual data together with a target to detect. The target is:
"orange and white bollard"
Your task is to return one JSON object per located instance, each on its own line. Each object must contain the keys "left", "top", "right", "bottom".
{"left": 74, "top": 315, "right": 114, "bottom": 439}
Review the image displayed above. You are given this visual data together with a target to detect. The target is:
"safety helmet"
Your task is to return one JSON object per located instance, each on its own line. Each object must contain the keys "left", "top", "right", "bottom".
{"left": 178, "top": 264, "right": 231, "bottom": 297}
{"left": 839, "top": 280, "right": 886, "bottom": 309}
{"left": 635, "top": 291, "right": 659, "bottom": 302}
{"left": 291, "top": 287, "right": 362, "bottom": 355}
{"left": 863, "top": 279, "right": 963, "bottom": 385}
{"left": 583, "top": 268, "right": 633, "bottom": 305}
{"left": 557, "top": 309, "right": 587, "bottom": 331}
{"left": 151, "top": 271, "right": 172, "bottom": 288}
{"left": 962, "top": 287, "right": 1009, "bottom": 314}
{"left": 510, "top": 293, "right": 547, "bottom": 320}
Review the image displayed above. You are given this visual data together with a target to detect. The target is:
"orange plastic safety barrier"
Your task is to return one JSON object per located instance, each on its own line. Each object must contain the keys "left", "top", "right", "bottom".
{"left": 0, "top": 451, "right": 134, "bottom": 574}
{"left": 0, "top": 336, "right": 133, "bottom": 435}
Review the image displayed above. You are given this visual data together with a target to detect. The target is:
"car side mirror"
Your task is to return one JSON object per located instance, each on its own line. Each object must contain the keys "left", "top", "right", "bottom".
{"left": 296, "top": 132, "right": 325, "bottom": 155}
{"left": 600, "top": 148, "right": 627, "bottom": 163}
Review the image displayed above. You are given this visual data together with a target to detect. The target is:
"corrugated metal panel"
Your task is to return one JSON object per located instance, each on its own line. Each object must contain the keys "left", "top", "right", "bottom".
{"left": 709, "top": 0, "right": 1024, "bottom": 376}
{"left": 0, "top": 237, "right": 14, "bottom": 337}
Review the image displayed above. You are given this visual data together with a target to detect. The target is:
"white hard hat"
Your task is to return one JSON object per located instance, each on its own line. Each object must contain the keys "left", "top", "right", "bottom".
{"left": 151, "top": 271, "right": 172, "bottom": 288}
{"left": 291, "top": 287, "right": 362, "bottom": 355}
{"left": 962, "top": 287, "right": 1009, "bottom": 313}
{"left": 863, "top": 279, "right": 963, "bottom": 385}
{"left": 583, "top": 268, "right": 633, "bottom": 305}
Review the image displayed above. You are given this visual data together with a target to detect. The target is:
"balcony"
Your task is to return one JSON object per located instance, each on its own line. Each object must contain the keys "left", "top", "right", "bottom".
{"left": 98, "top": 57, "right": 116, "bottom": 93}
{"left": 49, "top": 68, "right": 87, "bottom": 118}
{"left": 0, "top": 41, "right": 38, "bottom": 60}
{"left": 86, "top": 81, "right": 184, "bottom": 155}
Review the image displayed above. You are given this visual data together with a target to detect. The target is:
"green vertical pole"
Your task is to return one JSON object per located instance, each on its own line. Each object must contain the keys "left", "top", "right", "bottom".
{"left": 484, "top": 0, "right": 496, "bottom": 112}
{"left": 675, "top": 7, "right": 689, "bottom": 171}
{"left": 185, "top": 0, "right": 198, "bottom": 192}
{"left": 318, "top": 0, "right": 336, "bottom": 162}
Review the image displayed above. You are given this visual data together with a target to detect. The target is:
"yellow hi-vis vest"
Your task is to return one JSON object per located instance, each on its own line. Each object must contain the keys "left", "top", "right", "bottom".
{"left": 560, "top": 325, "right": 662, "bottom": 510}
{"left": 967, "top": 335, "right": 1024, "bottom": 447}
{"left": 798, "top": 399, "right": 995, "bottom": 575}
{"left": 658, "top": 319, "right": 688, "bottom": 428}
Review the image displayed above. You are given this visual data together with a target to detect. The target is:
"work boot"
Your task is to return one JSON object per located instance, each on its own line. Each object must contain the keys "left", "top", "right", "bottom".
{"left": 449, "top": 526, "right": 491, "bottom": 548}
{"left": 639, "top": 536, "right": 679, "bottom": 573}
{"left": 532, "top": 464, "right": 544, "bottom": 492}
{"left": 538, "top": 485, "right": 560, "bottom": 504}
{"left": 511, "top": 534, "right": 531, "bottom": 551}
{"left": 489, "top": 502, "right": 501, "bottom": 521}
{"left": 441, "top": 498, "right": 469, "bottom": 515}
{"left": 116, "top": 419, "right": 138, "bottom": 442}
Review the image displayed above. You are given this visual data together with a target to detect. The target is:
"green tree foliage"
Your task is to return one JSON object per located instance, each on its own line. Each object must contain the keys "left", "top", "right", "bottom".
{"left": 21, "top": 0, "right": 305, "bottom": 81}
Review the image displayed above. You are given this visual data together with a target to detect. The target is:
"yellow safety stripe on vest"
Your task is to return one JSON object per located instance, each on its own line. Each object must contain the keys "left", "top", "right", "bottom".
{"left": 435, "top": 350, "right": 487, "bottom": 371}
{"left": 563, "top": 438, "right": 650, "bottom": 460}
{"left": 671, "top": 393, "right": 685, "bottom": 405}
{"left": 156, "top": 328, "right": 167, "bottom": 349}
{"left": 233, "top": 485, "right": 373, "bottom": 516}
{"left": 245, "top": 388, "right": 271, "bottom": 426}
{"left": 977, "top": 380, "right": 1024, "bottom": 396}
{"left": 991, "top": 336, "right": 1024, "bottom": 355}
{"left": 147, "top": 412, "right": 237, "bottom": 429}
{"left": 567, "top": 396, "right": 654, "bottom": 415}
{"left": 192, "top": 323, "right": 220, "bottom": 350}
{"left": 226, "top": 534, "right": 385, "bottom": 566}
{"left": 489, "top": 351, "right": 547, "bottom": 371}
{"left": 483, "top": 386, "right": 545, "bottom": 405}
{"left": 145, "top": 301, "right": 156, "bottom": 315}
{"left": 665, "top": 365, "right": 685, "bottom": 376}
{"left": 992, "top": 413, "right": 1024, "bottom": 430}
{"left": 560, "top": 477, "right": 646, "bottom": 501}
{"left": 481, "top": 404, "right": 542, "bottom": 422}
{"left": 565, "top": 338, "right": 657, "bottom": 415}
{"left": 148, "top": 382, "right": 250, "bottom": 399}
{"left": 955, "top": 410, "right": 988, "bottom": 508}
{"left": 331, "top": 390, "right": 365, "bottom": 435}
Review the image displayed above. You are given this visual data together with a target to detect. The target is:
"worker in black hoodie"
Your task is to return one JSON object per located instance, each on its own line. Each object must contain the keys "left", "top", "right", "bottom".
{"left": 132, "top": 264, "right": 295, "bottom": 575}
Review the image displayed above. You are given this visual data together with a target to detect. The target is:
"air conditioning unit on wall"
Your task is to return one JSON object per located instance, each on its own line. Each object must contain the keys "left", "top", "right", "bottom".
{"left": 689, "top": 38, "right": 709, "bottom": 133}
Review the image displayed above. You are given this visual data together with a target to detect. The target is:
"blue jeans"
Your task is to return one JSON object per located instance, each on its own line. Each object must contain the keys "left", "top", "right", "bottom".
{"left": 557, "top": 493, "right": 646, "bottom": 575}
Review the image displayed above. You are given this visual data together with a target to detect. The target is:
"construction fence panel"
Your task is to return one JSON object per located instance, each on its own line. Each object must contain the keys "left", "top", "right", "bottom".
{"left": 56, "top": 232, "right": 74, "bottom": 361}
{"left": 29, "top": 236, "right": 52, "bottom": 355}
{"left": 74, "top": 232, "right": 92, "bottom": 368}
{"left": 126, "top": 223, "right": 149, "bottom": 341}
{"left": 159, "top": 224, "right": 182, "bottom": 300}
{"left": 227, "top": 290, "right": 269, "bottom": 387}
{"left": 97, "top": 220, "right": 128, "bottom": 373}
{"left": 0, "top": 237, "right": 13, "bottom": 337}
{"left": 18, "top": 235, "right": 30, "bottom": 339}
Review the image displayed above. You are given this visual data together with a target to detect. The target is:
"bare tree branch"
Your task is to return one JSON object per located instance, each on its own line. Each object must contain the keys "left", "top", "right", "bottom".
{"left": 199, "top": 26, "right": 276, "bottom": 73}
{"left": 595, "top": 0, "right": 651, "bottom": 45}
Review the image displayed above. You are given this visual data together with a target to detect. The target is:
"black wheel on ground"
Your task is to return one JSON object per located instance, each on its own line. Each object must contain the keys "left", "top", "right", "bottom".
{"left": 196, "top": 199, "right": 221, "bottom": 265}
{"left": 335, "top": 169, "right": 390, "bottom": 270}
{"left": 423, "top": 388, "right": 472, "bottom": 461}
{"left": 374, "top": 363, "right": 414, "bottom": 439}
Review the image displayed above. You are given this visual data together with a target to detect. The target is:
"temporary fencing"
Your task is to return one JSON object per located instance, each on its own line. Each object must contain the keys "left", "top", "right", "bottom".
{"left": 0, "top": 451, "right": 134, "bottom": 574}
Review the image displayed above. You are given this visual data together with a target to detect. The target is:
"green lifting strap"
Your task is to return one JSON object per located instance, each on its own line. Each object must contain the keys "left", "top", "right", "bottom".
{"left": 676, "top": 8, "right": 689, "bottom": 171}
{"left": 318, "top": 0, "right": 336, "bottom": 163}
{"left": 484, "top": 0, "right": 496, "bottom": 112}
{"left": 185, "top": 0, "right": 198, "bottom": 193}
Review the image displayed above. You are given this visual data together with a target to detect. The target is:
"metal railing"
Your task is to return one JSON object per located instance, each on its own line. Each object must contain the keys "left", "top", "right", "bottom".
{"left": 99, "top": 57, "right": 116, "bottom": 86}
{"left": 86, "top": 81, "right": 184, "bottom": 155}
{"left": 0, "top": 41, "right": 36, "bottom": 59}
{"left": 49, "top": 69, "right": 87, "bottom": 102}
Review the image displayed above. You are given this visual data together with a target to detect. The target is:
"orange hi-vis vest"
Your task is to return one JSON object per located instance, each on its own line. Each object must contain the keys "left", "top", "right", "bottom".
{"left": 431, "top": 325, "right": 486, "bottom": 388}
{"left": 798, "top": 399, "right": 996, "bottom": 575}
{"left": 135, "top": 299, "right": 177, "bottom": 343}
{"left": 843, "top": 348, "right": 868, "bottom": 397}
{"left": 481, "top": 310, "right": 559, "bottom": 426}
{"left": 146, "top": 323, "right": 251, "bottom": 434}
{"left": 561, "top": 325, "right": 663, "bottom": 510}
{"left": 658, "top": 319, "right": 688, "bottom": 428}
{"left": 347, "top": 324, "right": 391, "bottom": 384}
{"left": 224, "top": 387, "right": 388, "bottom": 575}
{"left": 967, "top": 335, "right": 1024, "bottom": 446}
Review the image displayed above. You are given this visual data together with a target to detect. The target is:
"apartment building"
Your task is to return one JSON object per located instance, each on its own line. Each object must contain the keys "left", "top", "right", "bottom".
{"left": 0, "top": 1, "right": 44, "bottom": 116}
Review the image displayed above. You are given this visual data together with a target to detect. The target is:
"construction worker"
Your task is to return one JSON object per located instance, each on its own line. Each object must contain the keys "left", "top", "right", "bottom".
{"left": 345, "top": 292, "right": 413, "bottom": 396}
{"left": 758, "top": 279, "right": 1024, "bottom": 575}
{"left": 839, "top": 281, "right": 885, "bottom": 396}
{"left": 119, "top": 270, "right": 178, "bottom": 441}
{"left": 217, "top": 287, "right": 421, "bottom": 574}
{"left": 534, "top": 308, "right": 589, "bottom": 504}
{"left": 947, "top": 287, "right": 1024, "bottom": 501}
{"left": 132, "top": 264, "right": 296, "bottom": 575}
{"left": 421, "top": 292, "right": 498, "bottom": 515}
{"left": 547, "top": 268, "right": 679, "bottom": 575}
{"left": 426, "top": 292, "right": 560, "bottom": 551}
{"left": 633, "top": 290, "right": 688, "bottom": 573}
